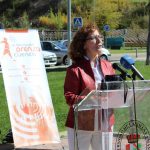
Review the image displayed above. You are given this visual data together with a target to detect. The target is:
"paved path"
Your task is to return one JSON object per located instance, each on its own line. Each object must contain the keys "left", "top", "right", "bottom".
{"left": 0, "top": 132, "right": 68, "bottom": 150}
{"left": 0, "top": 131, "right": 147, "bottom": 150}
{"left": 0, "top": 52, "right": 146, "bottom": 73}
{"left": 110, "top": 53, "right": 146, "bottom": 62}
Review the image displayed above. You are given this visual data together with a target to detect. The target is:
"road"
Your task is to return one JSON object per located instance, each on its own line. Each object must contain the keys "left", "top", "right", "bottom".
{"left": 110, "top": 53, "right": 146, "bottom": 62}
{"left": 0, "top": 53, "right": 147, "bottom": 73}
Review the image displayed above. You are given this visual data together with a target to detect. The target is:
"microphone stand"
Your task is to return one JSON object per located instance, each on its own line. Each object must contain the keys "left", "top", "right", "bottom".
{"left": 131, "top": 71, "right": 137, "bottom": 80}
{"left": 130, "top": 72, "right": 139, "bottom": 149}
{"left": 120, "top": 73, "right": 126, "bottom": 81}
{"left": 120, "top": 73, "right": 129, "bottom": 104}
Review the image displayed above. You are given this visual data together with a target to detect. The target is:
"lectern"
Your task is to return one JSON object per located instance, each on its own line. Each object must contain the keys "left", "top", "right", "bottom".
{"left": 74, "top": 80, "right": 150, "bottom": 150}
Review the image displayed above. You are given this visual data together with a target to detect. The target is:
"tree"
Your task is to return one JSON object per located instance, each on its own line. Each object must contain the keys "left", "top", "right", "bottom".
{"left": 92, "top": 0, "right": 122, "bottom": 31}
{"left": 130, "top": 22, "right": 145, "bottom": 48}
{"left": 146, "top": 1, "right": 150, "bottom": 65}
{"left": 19, "top": 11, "right": 30, "bottom": 28}
{"left": 39, "top": 10, "right": 67, "bottom": 30}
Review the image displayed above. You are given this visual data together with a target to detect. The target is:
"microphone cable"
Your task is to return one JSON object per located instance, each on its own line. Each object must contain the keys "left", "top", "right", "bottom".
{"left": 123, "top": 80, "right": 128, "bottom": 104}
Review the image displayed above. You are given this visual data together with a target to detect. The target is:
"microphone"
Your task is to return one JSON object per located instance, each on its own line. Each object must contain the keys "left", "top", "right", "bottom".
{"left": 112, "top": 63, "right": 131, "bottom": 79}
{"left": 120, "top": 55, "right": 144, "bottom": 80}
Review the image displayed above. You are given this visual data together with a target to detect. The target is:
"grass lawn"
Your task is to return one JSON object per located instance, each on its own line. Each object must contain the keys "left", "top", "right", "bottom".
{"left": 110, "top": 47, "right": 146, "bottom": 54}
{"left": 0, "top": 60, "right": 150, "bottom": 142}
{"left": 47, "top": 71, "right": 67, "bottom": 132}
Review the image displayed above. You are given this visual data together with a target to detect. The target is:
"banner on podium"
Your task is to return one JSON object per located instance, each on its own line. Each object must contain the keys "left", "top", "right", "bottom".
{"left": 126, "top": 143, "right": 142, "bottom": 150}
{"left": 0, "top": 29, "right": 60, "bottom": 148}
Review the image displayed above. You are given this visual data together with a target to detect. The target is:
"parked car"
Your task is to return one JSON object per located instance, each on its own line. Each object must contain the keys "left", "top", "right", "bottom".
{"left": 55, "top": 40, "right": 111, "bottom": 60}
{"left": 55, "top": 39, "right": 68, "bottom": 48}
{"left": 40, "top": 41, "right": 69, "bottom": 65}
{"left": 42, "top": 51, "right": 57, "bottom": 67}
{"left": 0, "top": 51, "right": 57, "bottom": 70}
{"left": 100, "top": 47, "right": 111, "bottom": 60}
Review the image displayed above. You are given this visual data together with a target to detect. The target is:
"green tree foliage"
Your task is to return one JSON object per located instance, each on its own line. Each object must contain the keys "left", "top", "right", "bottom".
{"left": 0, "top": 0, "right": 148, "bottom": 30}
{"left": 92, "top": 0, "right": 122, "bottom": 31}
{"left": 118, "top": 0, "right": 148, "bottom": 28}
{"left": 60, "top": 0, "right": 94, "bottom": 27}
{"left": 39, "top": 10, "right": 67, "bottom": 30}
{"left": 18, "top": 11, "right": 30, "bottom": 28}
{"left": 59, "top": 0, "right": 122, "bottom": 30}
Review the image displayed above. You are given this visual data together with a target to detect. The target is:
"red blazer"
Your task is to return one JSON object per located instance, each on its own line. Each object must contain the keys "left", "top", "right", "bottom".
{"left": 64, "top": 58, "right": 115, "bottom": 131}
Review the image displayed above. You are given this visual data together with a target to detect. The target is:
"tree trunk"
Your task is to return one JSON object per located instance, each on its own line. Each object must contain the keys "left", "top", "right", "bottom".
{"left": 146, "top": 2, "right": 150, "bottom": 65}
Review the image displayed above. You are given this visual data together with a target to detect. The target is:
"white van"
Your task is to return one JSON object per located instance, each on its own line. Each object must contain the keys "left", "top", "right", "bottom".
{"left": 42, "top": 51, "right": 57, "bottom": 67}
{"left": 0, "top": 51, "right": 57, "bottom": 71}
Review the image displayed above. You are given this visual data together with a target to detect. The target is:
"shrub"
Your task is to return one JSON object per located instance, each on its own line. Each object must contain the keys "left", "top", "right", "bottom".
{"left": 38, "top": 10, "right": 67, "bottom": 30}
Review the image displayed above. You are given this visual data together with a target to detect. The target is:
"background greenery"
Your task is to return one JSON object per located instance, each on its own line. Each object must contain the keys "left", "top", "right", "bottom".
{"left": 0, "top": 0, "right": 149, "bottom": 31}
{"left": 0, "top": 59, "right": 150, "bottom": 143}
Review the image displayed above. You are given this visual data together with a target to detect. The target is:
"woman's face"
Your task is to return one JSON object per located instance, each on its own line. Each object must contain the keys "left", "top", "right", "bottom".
{"left": 84, "top": 30, "right": 103, "bottom": 59}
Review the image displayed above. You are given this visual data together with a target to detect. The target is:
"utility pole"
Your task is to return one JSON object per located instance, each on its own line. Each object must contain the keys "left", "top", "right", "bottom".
{"left": 67, "top": 0, "right": 72, "bottom": 65}
{"left": 67, "top": 0, "right": 71, "bottom": 46}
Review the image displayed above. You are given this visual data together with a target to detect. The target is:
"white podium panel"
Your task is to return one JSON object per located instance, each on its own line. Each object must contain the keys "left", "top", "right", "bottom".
{"left": 74, "top": 80, "right": 150, "bottom": 150}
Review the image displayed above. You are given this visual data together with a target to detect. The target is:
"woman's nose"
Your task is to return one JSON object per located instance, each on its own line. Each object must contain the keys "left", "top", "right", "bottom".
{"left": 96, "top": 37, "right": 103, "bottom": 44}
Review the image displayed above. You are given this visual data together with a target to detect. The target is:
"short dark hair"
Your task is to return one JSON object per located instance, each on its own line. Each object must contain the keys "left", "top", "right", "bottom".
{"left": 69, "top": 23, "right": 100, "bottom": 62}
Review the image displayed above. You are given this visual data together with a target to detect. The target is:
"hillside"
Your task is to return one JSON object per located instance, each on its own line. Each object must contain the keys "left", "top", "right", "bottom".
{"left": 0, "top": 0, "right": 62, "bottom": 19}
{"left": 0, "top": 0, "right": 148, "bottom": 30}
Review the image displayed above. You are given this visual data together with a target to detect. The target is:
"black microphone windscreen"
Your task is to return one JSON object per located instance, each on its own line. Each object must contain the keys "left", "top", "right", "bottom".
{"left": 112, "top": 63, "right": 119, "bottom": 70}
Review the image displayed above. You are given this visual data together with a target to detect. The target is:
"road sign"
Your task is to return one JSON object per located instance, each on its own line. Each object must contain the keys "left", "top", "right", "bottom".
{"left": 73, "top": 17, "right": 83, "bottom": 28}
{"left": 103, "top": 24, "right": 110, "bottom": 32}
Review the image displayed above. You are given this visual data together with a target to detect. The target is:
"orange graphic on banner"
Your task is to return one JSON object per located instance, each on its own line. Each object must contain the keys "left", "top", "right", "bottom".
{"left": 5, "top": 29, "right": 28, "bottom": 33}
{"left": 1, "top": 37, "right": 12, "bottom": 58}
{"left": 10, "top": 86, "right": 57, "bottom": 147}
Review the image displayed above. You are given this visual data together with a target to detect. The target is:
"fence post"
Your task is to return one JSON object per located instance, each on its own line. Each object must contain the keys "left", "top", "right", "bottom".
{"left": 42, "top": 30, "right": 45, "bottom": 41}
{"left": 135, "top": 47, "right": 138, "bottom": 58}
